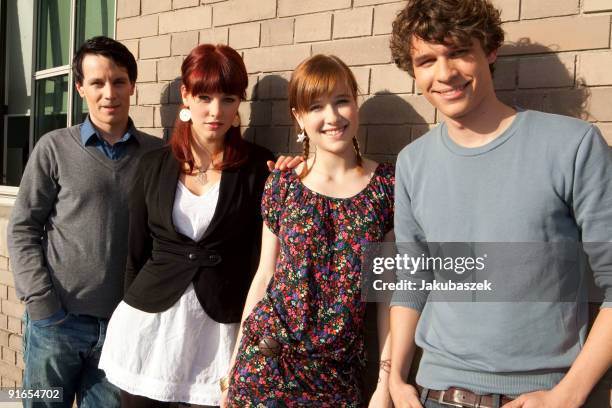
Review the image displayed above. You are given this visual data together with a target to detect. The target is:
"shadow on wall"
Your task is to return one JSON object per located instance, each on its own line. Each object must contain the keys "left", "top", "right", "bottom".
{"left": 159, "top": 78, "right": 182, "bottom": 142}
{"left": 360, "top": 92, "right": 426, "bottom": 163}
{"left": 496, "top": 39, "right": 590, "bottom": 120}
{"left": 242, "top": 74, "right": 292, "bottom": 155}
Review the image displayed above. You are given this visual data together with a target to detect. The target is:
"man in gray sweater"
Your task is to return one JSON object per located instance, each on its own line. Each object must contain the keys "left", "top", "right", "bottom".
{"left": 387, "top": 1, "right": 612, "bottom": 408}
{"left": 8, "top": 37, "right": 162, "bottom": 407}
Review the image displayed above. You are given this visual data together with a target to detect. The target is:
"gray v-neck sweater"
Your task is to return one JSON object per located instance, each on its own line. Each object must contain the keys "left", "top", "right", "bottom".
{"left": 8, "top": 125, "right": 163, "bottom": 320}
{"left": 392, "top": 109, "right": 612, "bottom": 395}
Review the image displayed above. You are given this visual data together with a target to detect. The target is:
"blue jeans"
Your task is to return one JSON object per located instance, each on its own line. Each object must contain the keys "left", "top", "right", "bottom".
{"left": 22, "top": 312, "right": 120, "bottom": 408}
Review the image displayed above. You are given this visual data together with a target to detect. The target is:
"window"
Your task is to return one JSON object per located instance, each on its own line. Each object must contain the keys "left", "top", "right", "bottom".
{"left": 0, "top": 0, "right": 114, "bottom": 196}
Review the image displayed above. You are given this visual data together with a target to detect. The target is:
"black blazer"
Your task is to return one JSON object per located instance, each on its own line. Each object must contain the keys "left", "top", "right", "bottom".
{"left": 123, "top": 143, "right": 274, "bottom": 323}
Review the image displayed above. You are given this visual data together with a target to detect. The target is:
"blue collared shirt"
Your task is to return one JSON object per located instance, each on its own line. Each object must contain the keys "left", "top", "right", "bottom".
{"left": 80, "top": 116, "right": 137, "bottom": 160}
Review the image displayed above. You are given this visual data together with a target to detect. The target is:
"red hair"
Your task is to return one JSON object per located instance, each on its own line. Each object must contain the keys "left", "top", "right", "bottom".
{"left": 169, "top": 44, "right": 249, "bottom": 172}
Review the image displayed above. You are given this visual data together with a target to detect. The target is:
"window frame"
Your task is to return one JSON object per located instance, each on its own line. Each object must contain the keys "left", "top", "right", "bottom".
{"left": 0, "top": 0, "right": 117, "bottom": 199}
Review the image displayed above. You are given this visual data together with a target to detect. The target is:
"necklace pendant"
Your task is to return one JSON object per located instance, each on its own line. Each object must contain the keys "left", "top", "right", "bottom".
{"left": 196, "top": 169, "right": 207, "bottom": 185}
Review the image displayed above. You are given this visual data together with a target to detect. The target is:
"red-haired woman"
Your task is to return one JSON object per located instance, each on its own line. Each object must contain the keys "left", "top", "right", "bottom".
{"left": 99, "top": 44, "right": 284, "bottom": 408}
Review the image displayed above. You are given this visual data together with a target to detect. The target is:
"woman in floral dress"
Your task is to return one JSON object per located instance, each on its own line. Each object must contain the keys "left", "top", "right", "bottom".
{"left": 222, "top": 55, "right": 394, "bottom": 407}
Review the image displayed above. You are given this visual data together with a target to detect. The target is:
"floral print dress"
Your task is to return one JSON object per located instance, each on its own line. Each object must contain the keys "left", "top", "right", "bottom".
{"left": 228, "top": 163, "right": 394, "bottom": 407}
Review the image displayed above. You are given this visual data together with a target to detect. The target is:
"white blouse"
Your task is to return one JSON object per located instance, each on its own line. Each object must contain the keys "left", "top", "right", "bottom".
{"left": 99, "top": 181, "right": 239, "bottom": 405}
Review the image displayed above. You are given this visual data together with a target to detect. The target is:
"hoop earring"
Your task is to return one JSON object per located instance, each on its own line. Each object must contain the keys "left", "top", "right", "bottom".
{"left": 296, "top": 129, "right": 306, "bottom": 143}
{"left": 232, "top": 114, "right": 241, "bottom": 128}
{"left": 179, "top": 108, "right": 191, "bottom": 122}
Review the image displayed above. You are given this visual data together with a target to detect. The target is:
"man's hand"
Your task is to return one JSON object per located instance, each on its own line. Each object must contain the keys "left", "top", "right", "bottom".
{"left": 266, "top": 155, "right": 303, "bottom": 171}
{"left": 389, "top": 378, "right": 423, "bottom": 408}
{"left": 502, "top": 388, "right": 582, "bottom": 408}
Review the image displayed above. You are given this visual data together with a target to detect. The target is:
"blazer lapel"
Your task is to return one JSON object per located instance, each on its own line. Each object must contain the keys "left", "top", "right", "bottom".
{"left": 159, "top": 152, "right": 184, "bottom": 238}
{"left": 198, "top": 167, "right": 240, "bottom": 243}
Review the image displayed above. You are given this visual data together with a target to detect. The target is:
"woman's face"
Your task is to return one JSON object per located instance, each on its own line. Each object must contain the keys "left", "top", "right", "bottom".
{"left": 292, "top": 86, "right": 359, "bottom": 157}
{"left": 181, "top": 86, "right": 241, "bottom": 141}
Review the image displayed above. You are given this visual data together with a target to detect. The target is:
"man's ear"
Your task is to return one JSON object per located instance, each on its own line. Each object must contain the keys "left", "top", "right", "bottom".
{"left": 487, "top": 49, "right": 498, "bottom": 65}
{"left": 75, "top": 81, "right": 85, "bottom": 97}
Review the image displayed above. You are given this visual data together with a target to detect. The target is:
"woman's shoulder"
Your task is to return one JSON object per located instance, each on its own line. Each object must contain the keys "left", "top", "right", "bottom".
{"left": 376, "top": 161, "right": 395, "bottom": 181}
{"left": 266, "top": 168, "right": 296, "bottom": 189}
{"left": 365, "top": 159, "right": 395, "bottom": 199}
{"left": 365, "top": 159, "right": 394, "bottom": 182}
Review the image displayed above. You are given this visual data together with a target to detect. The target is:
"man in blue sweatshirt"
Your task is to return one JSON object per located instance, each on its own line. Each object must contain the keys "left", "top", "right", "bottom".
{"left": 387, "top": 1, "right": 612, "bottom": 408}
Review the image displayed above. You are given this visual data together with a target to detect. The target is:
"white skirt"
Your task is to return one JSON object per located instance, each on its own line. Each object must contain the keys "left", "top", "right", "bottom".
{"left": 99, "top": 283, "right": 239, "bottom": 405}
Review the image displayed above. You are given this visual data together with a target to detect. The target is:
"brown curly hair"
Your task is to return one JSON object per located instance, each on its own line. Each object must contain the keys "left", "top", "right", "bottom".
{"left": 390, "top": 0, "right": 504, "bottom": 77}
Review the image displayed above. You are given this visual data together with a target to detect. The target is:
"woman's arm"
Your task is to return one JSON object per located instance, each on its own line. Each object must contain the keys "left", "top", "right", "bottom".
{"left": 369, "top": 230, "right": 395, "bottom": 408}
{"left": 220, "top": 224, "right": 280, "bottom": 406}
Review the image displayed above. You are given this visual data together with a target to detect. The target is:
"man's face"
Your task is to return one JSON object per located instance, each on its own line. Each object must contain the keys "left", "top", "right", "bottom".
{"left": 75, "top": 54, "right": 135, "bottom": 131}
{"left": 411, "top": 37, "right": 497, "bottom": 121}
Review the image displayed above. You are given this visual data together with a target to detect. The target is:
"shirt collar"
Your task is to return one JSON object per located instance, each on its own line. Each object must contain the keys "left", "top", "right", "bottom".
{"left": 80, "top": 115, "right": 138, "bottom": 146}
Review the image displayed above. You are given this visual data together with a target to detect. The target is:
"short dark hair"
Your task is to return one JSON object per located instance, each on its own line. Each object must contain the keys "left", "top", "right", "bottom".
{"left": 72, "top": 36, "right": 137, "bottom": 85}
{"left": 390, "top": 0, "right": 504, "bottom": 77}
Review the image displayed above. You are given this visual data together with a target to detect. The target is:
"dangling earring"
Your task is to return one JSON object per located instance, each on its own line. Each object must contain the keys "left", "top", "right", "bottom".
{"left": 296, "top": 129, "right": 306, "bottom": 143}
{"left": 232, "top": 114, "right": 241, "bottom": 128}
{"left": 179, "top": 107, "right": 191, "bottom": 122}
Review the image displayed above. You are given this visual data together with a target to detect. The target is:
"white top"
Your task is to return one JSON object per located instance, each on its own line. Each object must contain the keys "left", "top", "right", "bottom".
{"left": 99, "top": 181, "right": 239, "bottom": 405}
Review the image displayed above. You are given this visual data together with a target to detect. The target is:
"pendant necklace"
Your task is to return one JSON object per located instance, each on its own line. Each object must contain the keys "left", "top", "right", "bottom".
{"left": 194, "top": 166, "right": 209, "bottom": 185}
{"left": 193, "top": 150, "right": 219, "bottom": 185}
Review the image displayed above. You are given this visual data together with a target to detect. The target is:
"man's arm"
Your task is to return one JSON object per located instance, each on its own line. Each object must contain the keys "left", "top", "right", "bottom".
{"left": 389, "top": 151, "right": 430, "bottom": 408}
{"left": 505, "top": 125, "right": 612, "bottom": 407}
{"left": 7, "top": 137, "right": 62, "bottom": 321}
{"left": 503, "top": 308, "right": 612, "bottom": 408}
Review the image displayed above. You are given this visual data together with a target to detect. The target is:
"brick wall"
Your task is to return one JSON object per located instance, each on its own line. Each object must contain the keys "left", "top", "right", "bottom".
{"left": 116, "top": 0, "right": 612, "bottom": 156}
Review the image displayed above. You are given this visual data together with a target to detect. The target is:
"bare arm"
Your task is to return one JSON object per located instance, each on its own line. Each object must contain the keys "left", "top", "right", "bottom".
{"left": 389, "top": 305, "right": 423, "bottom": 408}
{"left": 504, "top": 307, "right": 612, "bottom": 408}
{"left": 369, "top": 230, "right": 395, "bottom": 407}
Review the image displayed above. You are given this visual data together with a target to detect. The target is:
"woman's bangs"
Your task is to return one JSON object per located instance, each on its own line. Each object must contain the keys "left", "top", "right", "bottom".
{"left": 296, "top": 66, "right": 354, "bottom": 112}
{"left": 187, "top": 58, "right": 246, "bottom": 98}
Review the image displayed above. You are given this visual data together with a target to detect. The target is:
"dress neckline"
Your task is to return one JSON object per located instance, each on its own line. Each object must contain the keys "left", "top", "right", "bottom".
{"left": 290, "top": 163, "right": 383, "bottom": 201}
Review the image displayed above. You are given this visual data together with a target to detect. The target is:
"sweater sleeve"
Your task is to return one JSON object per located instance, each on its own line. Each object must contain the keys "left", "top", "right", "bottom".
{"left": 571, "top": 126, "right": 612, "bottom": 308}
{"left": 124, "top": 155, "right": 153, "bottom": 293}
{"left": 390, "top": 150, "right": 431, "bottom": 312}
{"left": 7, "top": 136, "right": 62, "bottom": 320}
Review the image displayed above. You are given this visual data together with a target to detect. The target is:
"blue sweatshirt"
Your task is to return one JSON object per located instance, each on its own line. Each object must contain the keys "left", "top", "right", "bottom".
{"left": 391, "top": 109, "right": 612, "bottom": 395}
